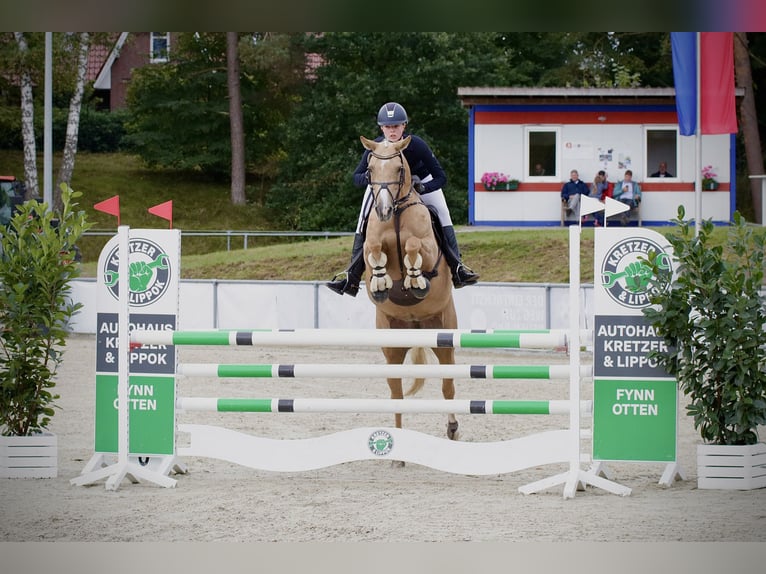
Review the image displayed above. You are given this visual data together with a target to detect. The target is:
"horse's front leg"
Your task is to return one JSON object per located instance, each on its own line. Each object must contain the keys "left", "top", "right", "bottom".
{"left": 366, "top": 240, "right": 392, "bottom": 302}
{"left": 403, "top": 236, "right": 430, "bottom": 299}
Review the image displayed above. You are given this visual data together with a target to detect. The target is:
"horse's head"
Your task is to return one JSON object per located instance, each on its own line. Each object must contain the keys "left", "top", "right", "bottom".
{"left": 361, "top": 135, "right": 412, "bottom": 223}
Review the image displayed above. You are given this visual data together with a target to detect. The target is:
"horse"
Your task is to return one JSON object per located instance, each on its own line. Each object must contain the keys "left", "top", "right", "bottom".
{"left": 360, "top": 135, "right": 459, "bottom": 443}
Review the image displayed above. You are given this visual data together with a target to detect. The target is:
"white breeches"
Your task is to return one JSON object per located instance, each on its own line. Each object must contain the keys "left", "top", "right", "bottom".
{"left": 355, "top": 175, "right": 451, "bottom": 233}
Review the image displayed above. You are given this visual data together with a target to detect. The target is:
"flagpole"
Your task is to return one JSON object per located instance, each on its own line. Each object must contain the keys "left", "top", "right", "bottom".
{"left": 695, "top": 31, "right": 702, "bottom": 236}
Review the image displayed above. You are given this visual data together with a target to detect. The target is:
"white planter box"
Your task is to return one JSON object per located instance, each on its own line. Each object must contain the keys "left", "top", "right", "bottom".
{"left": 0, "top": 432, "right": 58, "bottom": 479}
{"left": 697, "top": 442, "right": 766, "bottom": 490}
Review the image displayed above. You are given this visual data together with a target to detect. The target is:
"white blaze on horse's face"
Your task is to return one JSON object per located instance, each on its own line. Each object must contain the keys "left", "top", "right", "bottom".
{"left": 361, "top": 135, "right": 412, "bottom": 223}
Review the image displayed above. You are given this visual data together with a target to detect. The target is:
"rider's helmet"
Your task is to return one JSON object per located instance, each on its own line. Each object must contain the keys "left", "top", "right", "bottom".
{"left": 377, "top": 102, "right": 408, "bottom": 126}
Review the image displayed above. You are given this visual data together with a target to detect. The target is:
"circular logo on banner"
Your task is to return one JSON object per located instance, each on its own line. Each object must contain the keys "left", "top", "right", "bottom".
{"left": 103, "top": 238, "right": 172, "bottom": 307}
{"left": 368, "top": 430, "right": 393, "bottom": 456}
{"left": 600, "top": 237, "right": 671, "bottom": 310}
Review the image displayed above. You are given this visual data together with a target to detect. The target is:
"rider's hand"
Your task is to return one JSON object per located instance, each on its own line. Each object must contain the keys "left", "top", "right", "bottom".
{"left": 412, "top": 175, "right": 425, "bottom": 194}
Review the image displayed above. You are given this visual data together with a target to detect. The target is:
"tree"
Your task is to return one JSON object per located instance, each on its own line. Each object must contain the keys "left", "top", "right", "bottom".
{"left": 494, "top": 32, "right": 672, "bottom": 88}
{"left": 13, "top": 32, "right": 39, "bottom": 199}
{"left": 267, "top": 32, "right": 520, "bottom": 230}
{"left": 2, "top": 32, "right": 110, "bottom": 208}
{"left": 226, "top": 32, "right": 246, "bottom": 206}
{"left": 734, "top": 32, "right": 765, "bottom": 223}
{"left": 124, "top": 33, "right": 234, "bottom": 174}
{"left": 125, "top": 32, "right": 305, "bottom": 183}
{"left": 56, "top": 32, "right": 90, "bottom": 212}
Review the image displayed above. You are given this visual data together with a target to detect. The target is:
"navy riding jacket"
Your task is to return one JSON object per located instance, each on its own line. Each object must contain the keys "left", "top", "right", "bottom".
{"left": 352, "top": 133, "right": 447, "bottom": 194}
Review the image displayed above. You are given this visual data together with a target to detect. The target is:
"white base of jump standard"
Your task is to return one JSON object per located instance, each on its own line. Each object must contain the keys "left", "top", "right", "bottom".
{"left": 177, "top": 424, "right": 631, "bottom": 497}
{"left": 70, "top": 452, "right": 188, "bottom": 490}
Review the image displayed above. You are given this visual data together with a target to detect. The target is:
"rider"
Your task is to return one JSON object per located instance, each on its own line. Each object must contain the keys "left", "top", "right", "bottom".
{"left": 326, "top": 102, "right": 479, "bottom": 296}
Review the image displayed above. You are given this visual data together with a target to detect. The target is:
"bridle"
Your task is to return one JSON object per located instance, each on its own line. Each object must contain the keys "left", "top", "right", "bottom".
{"left": 367, "top": 149, "right": 418, "bottom": 212}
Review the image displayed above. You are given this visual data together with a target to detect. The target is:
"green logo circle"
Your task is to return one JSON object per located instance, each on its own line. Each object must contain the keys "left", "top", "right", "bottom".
{"left": 368, "top": 430, "right": 393, "bottom": 455}
{"left": 601, "top": 236, "right": 671, "bottom": 310}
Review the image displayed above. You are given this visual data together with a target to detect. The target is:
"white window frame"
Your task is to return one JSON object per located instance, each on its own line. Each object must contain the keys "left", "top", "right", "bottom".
{"left": 150, "top": 33, "right": 170, "bottom": 63}
{"left": 523, "top": 126, "right": 562, "bottom": 182}
{"left": 644, "top": 126, "right": 680, "bottom": 181}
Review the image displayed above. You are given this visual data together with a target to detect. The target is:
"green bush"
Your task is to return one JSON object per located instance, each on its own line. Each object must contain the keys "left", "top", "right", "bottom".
{"left": 53, "top": 108, "right": 128, "bottom": 153}
{"left": 643, "top": 207, "right": 766, "bottom": 445}
{"left": 0, "top": 184, "right": 91, "bottom": 436}
{"left": 0, "top": 106, "right": 127, "bottom": 152}
{"left": 0, "top": 106, "right": 23, "bottom": 150}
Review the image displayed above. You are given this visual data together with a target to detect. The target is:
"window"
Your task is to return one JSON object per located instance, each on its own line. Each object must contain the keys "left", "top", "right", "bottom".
{"left": 645, "top": 128, "right": 678, "bottom": 178}
{"left": 525, "top": 127, "right": 560, "bottom": 180}
{"left": 150, "top": 33, "right": 170, "bottom": 63}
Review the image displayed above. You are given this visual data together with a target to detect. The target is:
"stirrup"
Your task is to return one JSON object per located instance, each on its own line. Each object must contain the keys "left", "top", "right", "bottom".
{"left": 452, "top": 264, "right": 479, "bottom": 288}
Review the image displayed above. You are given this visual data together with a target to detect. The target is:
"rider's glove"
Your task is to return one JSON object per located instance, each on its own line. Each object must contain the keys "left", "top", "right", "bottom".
{"left": 412, "top": 175, "right": 426, "bottom": 194}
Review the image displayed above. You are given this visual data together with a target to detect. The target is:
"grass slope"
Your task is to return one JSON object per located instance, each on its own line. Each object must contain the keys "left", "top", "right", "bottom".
{"left": 2, "top": 150, "right": 736, "bottom": 285}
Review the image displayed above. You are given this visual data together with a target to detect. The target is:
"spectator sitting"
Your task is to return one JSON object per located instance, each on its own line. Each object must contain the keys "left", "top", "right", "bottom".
{"left": 587, "top": 170, "right": 613, "bottom": 226}
{"left": 613, "top": 170, "right": 642, "bottom": 225}
{"left": 533, "top": 163, "right": 546, "bottom": 176}
{"left": 561, "top": 169, "right": 590, "bottom": 218}
{"left": 650, "top": 162, "right": 673, "bottom": 178}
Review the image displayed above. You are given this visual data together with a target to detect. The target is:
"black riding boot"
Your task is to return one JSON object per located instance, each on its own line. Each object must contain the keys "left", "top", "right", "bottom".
{"left": 326, "top": 233, "right": 365, "bottom": 296}
{"left": 442, "top": 225, "right": 479, "bottom": 288}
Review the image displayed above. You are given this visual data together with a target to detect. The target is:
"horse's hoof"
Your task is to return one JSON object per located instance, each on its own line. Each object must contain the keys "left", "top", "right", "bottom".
{"left": 410, "top": 285, "right": 430, "bottom": 299}
{"left": 391, "top": 460, "right": 405, "bottom": 468}
{"left": 447, "top": 421, "right": 459, "bottom": 440}
{"left": 372, "top": 290, "right": 389, "bottom": 303}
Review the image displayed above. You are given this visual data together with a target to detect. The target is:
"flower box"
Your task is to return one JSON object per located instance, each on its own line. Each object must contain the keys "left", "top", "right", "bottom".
{"left": 480, "top": 172, "right": 518, "bottom": 191}
{"left": 483, "top": 181, "right": 519, "bottom": 191}
{"left": 697, "top": 443, "right": 766, "bottom": 490}
{"left": 0, "top": 432, "right": 58, "bottom": 479}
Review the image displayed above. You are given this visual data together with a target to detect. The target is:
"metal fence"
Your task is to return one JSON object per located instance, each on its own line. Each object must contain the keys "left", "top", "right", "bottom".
{"left": 83, "top": 229, "right": 354, "bottom": 251}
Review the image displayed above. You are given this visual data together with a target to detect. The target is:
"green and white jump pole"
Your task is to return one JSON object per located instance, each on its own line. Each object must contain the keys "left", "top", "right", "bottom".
{"left": 176, "top": 363, "right": 592, "bottom": 380}
{"left": 177, "top": 397, "right": 592, "bottom": 415}
{"left": 132, "top": 328, "right": 572, "bottom": 349}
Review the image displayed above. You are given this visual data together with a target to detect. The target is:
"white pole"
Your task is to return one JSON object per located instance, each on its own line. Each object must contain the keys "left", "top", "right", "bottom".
{"left": 695, "top": 31, "right": 702, "bottom": 236}
{"left": 568, "top": 224, "right": 581, "bottom": 491}
{"left": 44, "top": 32, "right": 52, "bottom": 209}
{"left": 749, "top": 175, "right": 766, "bottom": 226}
{"left": 117, "top": 226, "right": 130, "bottom": 466}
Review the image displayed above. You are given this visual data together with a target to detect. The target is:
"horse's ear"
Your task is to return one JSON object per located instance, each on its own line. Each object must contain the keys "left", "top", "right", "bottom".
{"left": 360, "top": 136, "right": 375, "bottom": 150}
{"left": 395, "top": 135, "right": 411, "bottom": 153}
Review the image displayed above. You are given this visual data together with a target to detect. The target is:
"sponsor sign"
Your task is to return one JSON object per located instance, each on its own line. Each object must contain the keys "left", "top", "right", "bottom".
{"left": 592, "top": 228, "right": 677, "bottom": 462}
{"left": 94, "top": 230, "right": 180, "bottom": 456}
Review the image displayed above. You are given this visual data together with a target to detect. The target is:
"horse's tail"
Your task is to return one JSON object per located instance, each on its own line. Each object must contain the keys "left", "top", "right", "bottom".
{"left": 404, "top": 346, "right": 429, "bottom": 396}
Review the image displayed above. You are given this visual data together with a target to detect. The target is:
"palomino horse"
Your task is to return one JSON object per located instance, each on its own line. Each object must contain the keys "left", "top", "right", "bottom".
{"left": 360, "top": 135, "right": 459, "bottom": 442}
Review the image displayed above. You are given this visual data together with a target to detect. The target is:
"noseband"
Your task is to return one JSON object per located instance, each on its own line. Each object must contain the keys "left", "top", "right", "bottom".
{"left": 367, "top": 149, "right": 414, "bottom": 208}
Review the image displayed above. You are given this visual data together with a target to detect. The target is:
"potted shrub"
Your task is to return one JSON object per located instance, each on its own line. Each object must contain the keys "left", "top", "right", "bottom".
{"left": 0, "top": 184, "right": 90, "bottom": 478}
{"left": 642, "top": 207, "right": 766, "bottom": 489}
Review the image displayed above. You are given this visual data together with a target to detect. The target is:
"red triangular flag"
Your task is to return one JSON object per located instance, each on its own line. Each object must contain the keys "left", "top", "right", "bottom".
{"left": 93, "top": 195, "right": 120, "bottom": 226}
{"left": 148, "top": 200, "right": 173, "bottom": 228}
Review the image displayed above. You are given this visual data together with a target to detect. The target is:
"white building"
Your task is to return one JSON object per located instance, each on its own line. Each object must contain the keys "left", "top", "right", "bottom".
{"left": 457, "top": 87, "right": 739, "bottom": 227}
